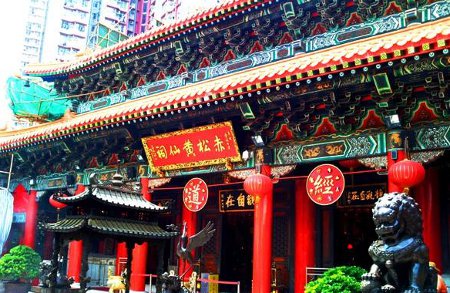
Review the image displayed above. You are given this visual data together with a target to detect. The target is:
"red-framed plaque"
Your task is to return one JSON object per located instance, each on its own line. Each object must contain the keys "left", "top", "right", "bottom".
{"left": 183, "top": 178, "right": 208, "bottom": 212}
{"left": 141, "top": 121, "right": 241, "bottom": 172}
{"left": 306, "top": 164, "right": 345, "bottom": 205}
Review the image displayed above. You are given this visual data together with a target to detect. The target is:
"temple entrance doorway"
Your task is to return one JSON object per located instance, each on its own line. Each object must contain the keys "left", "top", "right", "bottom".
{"left": 220, "top": 211, "right": 253, "bottom": 293}
{"left": 334, "top": 208, "right": 377, "bottom": 270}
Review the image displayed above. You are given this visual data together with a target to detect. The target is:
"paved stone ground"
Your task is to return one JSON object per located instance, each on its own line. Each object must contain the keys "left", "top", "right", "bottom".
{"left": 43, "top": 277, "right": 450, "bottom": 293}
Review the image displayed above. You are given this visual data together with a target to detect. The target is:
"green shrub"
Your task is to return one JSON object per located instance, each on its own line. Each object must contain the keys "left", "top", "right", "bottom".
{"left": 0, "top": 245, "right": 42, "bottom": 281}
{"left": 305, "top": 266, "right": 367, "bottom": 293}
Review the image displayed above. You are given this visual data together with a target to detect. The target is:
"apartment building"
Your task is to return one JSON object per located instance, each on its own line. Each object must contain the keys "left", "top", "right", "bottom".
{"left": 20, "top": 0, "right": 225, "bottom": 64}
{"left": 20, "top": 0, "right": 49, "bottom": 68}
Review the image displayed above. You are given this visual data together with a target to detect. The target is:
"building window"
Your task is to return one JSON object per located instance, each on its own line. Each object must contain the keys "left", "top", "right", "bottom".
{"left": 61, "top": 20, "right": 70, "bottom": 29}
{"left": 32, "top": 23, "right": 42, "bottom": 31}
{"left": 58, "top": 47, "right": 69, "bottom": 55}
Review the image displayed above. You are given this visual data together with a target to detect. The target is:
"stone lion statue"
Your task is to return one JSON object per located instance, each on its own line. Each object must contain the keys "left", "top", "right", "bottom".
{"left": 361, "top": 192, "right": 437, "bottom": 293}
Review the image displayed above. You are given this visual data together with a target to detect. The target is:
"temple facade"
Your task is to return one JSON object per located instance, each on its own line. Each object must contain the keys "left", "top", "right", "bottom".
{"left": 1, "top": 0, "right": 450, "bottom": 292}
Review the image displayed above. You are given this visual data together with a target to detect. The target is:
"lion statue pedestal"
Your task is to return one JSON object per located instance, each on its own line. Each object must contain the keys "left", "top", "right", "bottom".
{"left": 361, "top": 192, "right": 438, "bottom": 293}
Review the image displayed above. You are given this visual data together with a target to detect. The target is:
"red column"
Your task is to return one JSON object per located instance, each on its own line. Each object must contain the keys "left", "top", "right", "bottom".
{"left": 65, "top": 184, "right": 86, "bottom": 283}
{"left": 129, "top": 179, "right": 151, "bottom": 292}
{"left": 178, "top": 205, "right": 197, "bottom": 279}
{"left": 415, "top": 167, "right": 442, "bottom": 271}
{"left": 115, "top": 242, "right": 128, "bottom": 275}
{"left": 140, "top": 177, "right": 150, "bottom": 201}
{"left": 13, "top": 184, "right": 28, "bottom": 214}
{"left": 22, "top": 189, "right": 38, "bottom": 248}
{"left": 130, "top": 242, "right": 148, "bottom": 292}
{"left": 294, "top": 178, "right": 316, "bottom": 292}
{"left": 67, "top": 240, "right": 83, "bottom": 282}
{"left": 252, "top": 167, "right": 273, "bottom": 293}
{"left": 387, "top": 150, "right": 406, "bottom": 192}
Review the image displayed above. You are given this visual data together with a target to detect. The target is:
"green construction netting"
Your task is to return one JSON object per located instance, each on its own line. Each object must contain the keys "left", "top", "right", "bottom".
{"left": 96, "top": 23, "right": 128, "bottom": 48}
{"left": 7, "top": 76, "right": 71, "bottom": 121}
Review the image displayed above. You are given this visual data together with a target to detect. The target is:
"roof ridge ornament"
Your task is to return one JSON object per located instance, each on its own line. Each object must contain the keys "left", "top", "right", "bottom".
{"left": 89, "top": 173, "right": 99, "bottom": 185}
{"left": 111, "top": 171, "right": 124, "bottom": 187}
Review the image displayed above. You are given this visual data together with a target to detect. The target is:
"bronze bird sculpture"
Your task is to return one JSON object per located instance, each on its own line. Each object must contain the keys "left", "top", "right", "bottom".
{"left": 176, "top": 221, "right": 215, "bottom": 265}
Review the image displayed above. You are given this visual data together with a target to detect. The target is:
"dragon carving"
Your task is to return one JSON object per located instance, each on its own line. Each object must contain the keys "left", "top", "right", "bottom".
{"left": 362, "top": 192, "right": 437, "bottom": 293}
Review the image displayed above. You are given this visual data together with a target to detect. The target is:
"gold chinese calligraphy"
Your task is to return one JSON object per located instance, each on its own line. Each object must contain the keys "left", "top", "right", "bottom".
{"left": 306, "top": 164, "right": 345, "bottom": 205}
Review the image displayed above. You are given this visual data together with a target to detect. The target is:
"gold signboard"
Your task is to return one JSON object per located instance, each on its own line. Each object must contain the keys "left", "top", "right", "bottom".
{"left": 219, "top": 189, "right": 254, "bottom": 212}
{"left": 339, "top": 184, "right": 386, "bottom": 207}
{"left": 142, "top": 121, "right": 241, "bottom": 172}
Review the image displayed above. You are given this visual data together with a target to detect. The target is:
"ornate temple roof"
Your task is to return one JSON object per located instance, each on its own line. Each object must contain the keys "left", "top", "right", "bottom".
{"left": 45, "top": 216, "right": 178, "bottom": 239}
{"left": 54, "top": 184, "right": 169, "bottom": 212}
{"left": 24, "top": 0, "right": 267, "bottom": 77}
{"left": 1, "top": 18, "right": 449, "bottom": 152}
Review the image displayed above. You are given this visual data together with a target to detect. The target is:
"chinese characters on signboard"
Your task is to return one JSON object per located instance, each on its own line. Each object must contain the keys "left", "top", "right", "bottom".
{"left": 183, "top": 178, "right": 208, "bottom": 212}
{"left": 306, "top": 164, "right": 345, "bottom": 205}
{"left": 219, "top": 189, "right": 254, "bottom": 212}
{"left": 339, "top": 184, "right": 386, "bottom": 207}
{"left": 141, "top": 121, "right": 241, "bottom": 172}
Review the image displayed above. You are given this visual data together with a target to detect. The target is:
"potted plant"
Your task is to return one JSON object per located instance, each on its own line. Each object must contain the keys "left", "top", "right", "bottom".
{"left": 0, "top": 245, "right": 42, "bottom": 293}
{"left": 305, "top": 265, "right": 367, "bottom": 293}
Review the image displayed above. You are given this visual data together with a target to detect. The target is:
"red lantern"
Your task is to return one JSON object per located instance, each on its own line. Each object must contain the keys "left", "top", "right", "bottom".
{"left": 243, "top": 173, "right": 273, "bottom": 201}
{"left": 49, "top": 194, "right": 67, "bottom": 210}
{"left": 389, "top": 159, "right": 425, "bottom": 189}
{"left": 338, "top": 159, "right": 361, "bottom": 170}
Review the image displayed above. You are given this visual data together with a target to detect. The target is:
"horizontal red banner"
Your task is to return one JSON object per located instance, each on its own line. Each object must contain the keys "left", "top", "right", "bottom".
{"left": 142, "top": 121, "right": 241, "bottom": 172}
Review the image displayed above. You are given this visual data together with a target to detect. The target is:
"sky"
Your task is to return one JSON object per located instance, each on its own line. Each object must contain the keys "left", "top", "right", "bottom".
{"left": 0, "top": 0, "right": 28, "bottom": 127}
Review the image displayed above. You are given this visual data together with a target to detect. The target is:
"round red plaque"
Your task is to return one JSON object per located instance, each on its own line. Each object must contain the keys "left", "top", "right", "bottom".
{"left": 306, "top": 164, "right": 345, "bottom": 205}
{"left": 183, "top": 178, "right": 208, "bottom": 212}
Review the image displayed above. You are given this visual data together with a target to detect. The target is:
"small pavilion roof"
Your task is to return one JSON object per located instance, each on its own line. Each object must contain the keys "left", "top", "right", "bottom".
{"left": 1, "top": 18, "right": 449, "bottom": 152}
{"left": 54, "top": 184, "right": 169, "bottom": 212}
{"left": 45, "top": 216, "right": 178, "bottom": 239}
